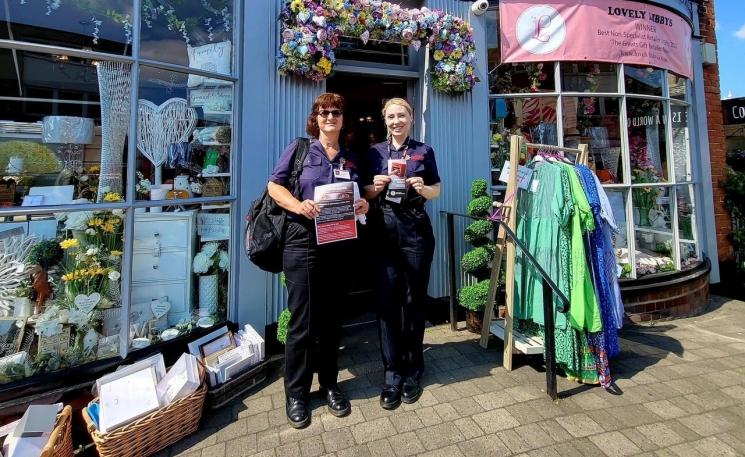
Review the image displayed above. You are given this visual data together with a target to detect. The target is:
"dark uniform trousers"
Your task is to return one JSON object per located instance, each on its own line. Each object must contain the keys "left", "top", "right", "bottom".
{"left": 283, "top": 219, "right": 350, "bottom": 399}
{"left": 374, "top": 204, "right": 435, "bottom": 387}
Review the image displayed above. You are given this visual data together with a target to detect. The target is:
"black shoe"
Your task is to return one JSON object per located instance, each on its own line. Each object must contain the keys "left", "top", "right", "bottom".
{"left": 402, "top": 377, "right": 422, "bottom": 404}
{"left": 380, "top": 384, "right": 402, "bottom": 410}
{"left": 286, "top": 396, "right": 310, "bottom": 429}
{"left": 321, "top": 385, "right": 351, "bottom": 417}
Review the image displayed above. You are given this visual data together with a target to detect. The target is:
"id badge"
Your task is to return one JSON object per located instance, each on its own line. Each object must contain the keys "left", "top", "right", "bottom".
{"left": 333, "top": 168, "right": 351, "bottom": 180}
{"left": 385, "top": 176, "right": 407, "bottom": 203}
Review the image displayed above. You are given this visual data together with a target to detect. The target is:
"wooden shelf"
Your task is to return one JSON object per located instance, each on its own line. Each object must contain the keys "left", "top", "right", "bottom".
{"left": 489, "top": 320, "right": 544, "bottom": 355}
{"left": 198, "top": 172, "right": 231, "bottom": 178}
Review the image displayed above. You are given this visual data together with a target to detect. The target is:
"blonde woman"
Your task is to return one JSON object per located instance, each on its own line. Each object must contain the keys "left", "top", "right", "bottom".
{"left": 364, "top": 98, "right": 441, "bottom": 409}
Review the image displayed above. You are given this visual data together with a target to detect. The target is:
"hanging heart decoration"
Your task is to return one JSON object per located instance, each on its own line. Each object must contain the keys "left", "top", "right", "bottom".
{"left": 151, "top": 299, "right": 171, "bottom": 319}
{"left": 74, "top": 292, "right": 101, "bottom": 314}
{"left": 137, "top": 98, "right": 197, "bottom": 184}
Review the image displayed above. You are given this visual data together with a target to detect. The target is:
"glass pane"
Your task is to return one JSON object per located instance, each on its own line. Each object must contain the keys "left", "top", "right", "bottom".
{"left": 676, "top": 186, "right": 699, "bottom": 271}
{"left": 0, "top": 50, "right": 130, "bottom": 207}
{"left": 129, "top": 203, "right": 231, "bottom": 349}
{"left": 671, "top": 104, "right": 692, "bottom": 182}
{"left": 489, "top": 97, "right": 558, "bottom": 181}
{"left": 628, "top": 98, "right": 668, "bottom": 182}
{"left": 633, "top": 186, "right": 675, "bottom": 276}
{"left": 668, "top": 73, "right": 688, "bottom": 101}
{"left": 0, "top": 209, "right": 125, "bottom": 383}
{"left": 140, "top": 0, "right": 235, "bottom": 71}
{"left": 563, "top": 97, "right": 623, "bottom": 183}
{"left": 561, "top": 62, "right": 618, "bottom": 93}
{"left": 486, "top": 9, "right": 499, "bottom": 88}
{"left": 2, "top": 1, "right": 133, "bottom": 55}
{"left": 491, "top": 63, "right": 556, "bottom": 94}
{"left": 624, "top": 65, "right": 664, "bottom": 96}
{"left": 136, "top": 67, "right": 233, "bottom": 201}
{"left": 604, "top": 189, "right": 631, "bottom": 278}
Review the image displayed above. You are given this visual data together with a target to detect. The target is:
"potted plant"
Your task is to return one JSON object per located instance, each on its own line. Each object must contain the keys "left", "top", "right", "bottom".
{"left": 193, "top": 242, "right": 229, "bottom": 318}
{"left": 458, "top": 179, "right": 495, "bottom": 333}
{"left": 13, "top": 278, "right": 34, "bottom": 317}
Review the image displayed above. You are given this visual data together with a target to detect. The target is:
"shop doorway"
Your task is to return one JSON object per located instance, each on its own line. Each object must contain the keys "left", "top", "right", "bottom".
{"left": 325, "top": 73, "right": 412, "bottom": 326}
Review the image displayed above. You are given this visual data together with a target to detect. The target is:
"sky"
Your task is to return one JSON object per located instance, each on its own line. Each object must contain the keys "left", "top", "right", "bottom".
{"left": 716, "top": 0, "right": 745, "bottom": 100}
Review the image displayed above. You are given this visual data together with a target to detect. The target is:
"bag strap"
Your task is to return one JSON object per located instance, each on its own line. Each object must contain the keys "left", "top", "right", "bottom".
{"left": 288, "top": 137, "right": 310, "bottom": 198}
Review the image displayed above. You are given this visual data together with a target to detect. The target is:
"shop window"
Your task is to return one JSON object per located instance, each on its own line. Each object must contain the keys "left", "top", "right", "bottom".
{"left": 627, "top": 98, "right": 668, "bottom": 183}
{"left": 668, "top": 73, "right": 688, "bottom": 101}
{"left": 129, "top": 203, "right": 231, "bottom": 350}
{"left": 2, "top": 1, "right": 133, "bottom": 55}
{"left": 562, "top": 97, "right": 623, "bottom": 184}
{"left": 671, "top": 103, "right": 692, "bottom": 183}
{"left": 0, "top": 50, "right": 129, "bottom": 208}
{"left": 560, "top": 62, "right": 618, "bottom": 93}
{"left": 136, "top": 66, "right": 233, "bottom": 201}
{"left": 0, "top": 209, "right": 125, "bottom": 382}
{"left": 489, "top": 97, "right": 558, "bottom": 184}
{"left": 624, "top": 65, "right": 664, "bottom": 96}
{"left": 633, "top": 186, "right": 674, "bottom": 276}
{"left": 139, "top": 0, "right": 235, "bottom": 71}
{"left": 606, "top": 189, "right": 630, "bottom": 277}
{"left": 676, "top": 185, "right": 698, "bottom": 269}
{"left": 490, "top": 62, "right": 556, "bottom": 94}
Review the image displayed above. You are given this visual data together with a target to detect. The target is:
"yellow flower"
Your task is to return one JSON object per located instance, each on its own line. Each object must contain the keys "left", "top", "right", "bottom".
{"left": 88, "top": 217, "right": 104, "bottom": 227}
{"left": 317, "top": 57, "right": 332, "bottom": 74}
{"left": 433, "top": 50, "right": 445, "bottom": 61}
{"left": 290, "top": 0, "right": 302, "bottom": 13}
{"left": 110, "top": 250, "right": 123, "bottom": 257}
{"left": 103, "top": 192, "right": 123, "bottom": 202}
{"left": 102, "top": 223, "right": 116, "bottom": 233}
{"left": 452, "top": 49, "right": 463, "bottom": 60}
{"left": 87, "top": 165, "right": 100, "bottom": 173}
{"left": 467, "top": 67, "right": 473, "bottom": 76}
{"left": 110, "top": 217, "right": 121, "bottom": 225}
{"left": 60, "top": 239, "right": 79, "bottom": 250}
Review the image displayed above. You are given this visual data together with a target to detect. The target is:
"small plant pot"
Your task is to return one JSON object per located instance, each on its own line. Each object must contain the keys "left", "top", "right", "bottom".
{"left": 465, "top": 309, "right": 484, "bottom": 334}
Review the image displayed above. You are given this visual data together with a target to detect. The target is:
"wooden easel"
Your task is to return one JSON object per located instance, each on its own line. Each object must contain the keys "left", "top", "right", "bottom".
{"left": 479, "top": 135, "right": 589, "bottom": 371}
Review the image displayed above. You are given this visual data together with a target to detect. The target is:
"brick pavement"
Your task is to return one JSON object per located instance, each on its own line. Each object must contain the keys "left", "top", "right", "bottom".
{"left": 158, "top": 295, "right": 745, "bottom": 456}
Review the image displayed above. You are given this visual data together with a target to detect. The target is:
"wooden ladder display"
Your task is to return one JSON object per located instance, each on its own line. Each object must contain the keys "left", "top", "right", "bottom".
{"left": 479, "top": 135, "right": 589, "bottom": 371}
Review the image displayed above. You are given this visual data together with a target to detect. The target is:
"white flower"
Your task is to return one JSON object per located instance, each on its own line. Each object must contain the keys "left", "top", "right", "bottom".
{"left": 218, "top": 250, "right": 229, "bottom": 270}
{"left": 202, "top": 242, "right": 219, "bottom": 258}
{"left": 86, "top": 247, "right": 99, "bottom": 256}
{"left": 193, "top": 252, "right": 210, "bottom": 274}
{"left": 68, "top": 309, "right": 90, "bottom": 327}
{"left": 108, "top": 271, "right": 121, "bottom": 281}
{"left": 57, "top": 308, "right": 70, "bottom": 324}
{"left": 64, "top": 211, "right": 93, "bottom": 231}
{"left": 113, "top": 209, "right": 124, "bottom": 216}
{"left": 79, "top": 175, "right": 89, "bottom": 182}
{"left": 86, "top": 228, "right": 96, "bottom": 235}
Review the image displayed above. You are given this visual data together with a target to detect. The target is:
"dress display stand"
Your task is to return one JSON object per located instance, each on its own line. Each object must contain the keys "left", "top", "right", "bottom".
{"left": 479, "top": 135, "right": 589, "bottom": 372}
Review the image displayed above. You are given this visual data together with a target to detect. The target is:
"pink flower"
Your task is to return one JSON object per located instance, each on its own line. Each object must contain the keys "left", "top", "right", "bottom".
{"left": 317, "top": 28, "right": 327, "bottom": 41}
{"left": 402, "top": 28, "right": 414, "bottom": 41}
{"left": 282, "top": 29, "right": 294, "bottom": 42}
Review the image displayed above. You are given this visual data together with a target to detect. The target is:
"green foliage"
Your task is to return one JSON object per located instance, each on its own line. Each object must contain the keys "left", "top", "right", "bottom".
{"left": 464, "top": 220, "right": 492, "bottom": 246}
{"left": 14, "top": 278, "right": 33, "bottom": 298}
{"left": 458, "top": 280, "right": 491, "bottom": 311}
{"left": 277, "top": 308, "right": 291, "bottom": 345}
{"left": 471, "top": 179, "right": 488, "bottom": 199}
{"left": 27, "top": 239, "right": 63, "bottom": 269}
{"left": 461, "top": 246, "right": 493, "bottom": 274}
{"left": 620, "top": 263, "right": 632, "bottom": 279}
{"left": 467, "top": 196, "right": 492, "bottom": 218}
{"left": 723, "top": 168, "right": 745, "bottom": 274}
{"left": 0, "top": 141, "right": 61, "bottom": 175}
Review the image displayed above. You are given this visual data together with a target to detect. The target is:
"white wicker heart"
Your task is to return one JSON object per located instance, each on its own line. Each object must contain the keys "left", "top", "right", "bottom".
{"left": 137, "top": 98, "right": 197, "bottom": 186}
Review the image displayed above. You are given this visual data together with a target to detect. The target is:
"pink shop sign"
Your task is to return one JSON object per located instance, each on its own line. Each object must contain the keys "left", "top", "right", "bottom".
{"left": 499, "top": 0, "right": 693, "bottom": 78}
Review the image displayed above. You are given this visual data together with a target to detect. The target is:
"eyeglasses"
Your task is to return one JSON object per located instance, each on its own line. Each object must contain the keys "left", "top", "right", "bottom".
{"left": 318, "top": 109, "right": 343, "bottom": 118}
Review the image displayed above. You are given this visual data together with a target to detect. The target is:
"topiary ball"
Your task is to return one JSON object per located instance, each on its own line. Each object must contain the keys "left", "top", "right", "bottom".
{"left": 461, "top": 246, "right": 493, "bottom": 274}
{"left": 277, "top": 308, "right": 291, "bottom": 344}
{"left": 467, "top": 195, "right": 492, "bottom": 218}
{"left": 464, "top": 220, "right": 492, "bottom": 246}
{"left": 471, "top": 178, "right": 488, "bottom": 199}
{"left": 458, "top": 280, "right": 491, "bottom": 312}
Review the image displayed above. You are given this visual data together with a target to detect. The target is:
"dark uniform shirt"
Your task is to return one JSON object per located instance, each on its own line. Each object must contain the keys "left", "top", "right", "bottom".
{"left": 269, "top": 138, "right": 369, "bottom": 202}
{"left": 367, "top": 138, "right": 441, "bottom": 206}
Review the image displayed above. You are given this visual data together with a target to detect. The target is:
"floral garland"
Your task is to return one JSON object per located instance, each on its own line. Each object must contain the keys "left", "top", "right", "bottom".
{"left": 278, "top": 0, "right": 478, "bottom": 94}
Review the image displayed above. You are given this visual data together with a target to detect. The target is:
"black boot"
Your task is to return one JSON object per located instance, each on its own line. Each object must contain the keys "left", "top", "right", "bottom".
{"left": 320, "top": 385, "right": 351, "bottom": 417}
{"left": 286, "top": 396, "right": 310, "bottom": 429}
{"left": 380, "top": 384, "right": 402, "bottom": 410}
{"left": 401, "top": 377, "right": 422, "bottom": 404}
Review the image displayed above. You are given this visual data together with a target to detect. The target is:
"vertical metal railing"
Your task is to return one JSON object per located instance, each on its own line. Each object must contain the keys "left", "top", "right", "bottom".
{"left": 442, "top": 211, "right": 570, "bottom": 400}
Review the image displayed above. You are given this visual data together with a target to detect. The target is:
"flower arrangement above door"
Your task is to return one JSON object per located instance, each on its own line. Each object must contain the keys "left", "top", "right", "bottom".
{"left": 278, "top": 0, "right": 478, "bottom": 94}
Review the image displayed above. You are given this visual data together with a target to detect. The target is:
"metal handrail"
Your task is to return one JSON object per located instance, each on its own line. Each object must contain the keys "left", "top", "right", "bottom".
{"left": 442, "top": 210, "right": 569, "bottom": 400}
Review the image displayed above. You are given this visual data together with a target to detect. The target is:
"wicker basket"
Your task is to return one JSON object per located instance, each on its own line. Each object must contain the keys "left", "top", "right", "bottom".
{"left": 81, "top": 372, "right": 207, "bottom": 457}
{"left": 39, "top": 405, "right": 74, "bottom": 457}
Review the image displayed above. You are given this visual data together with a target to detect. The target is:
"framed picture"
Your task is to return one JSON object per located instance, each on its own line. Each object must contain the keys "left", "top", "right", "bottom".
{"left": 199, "top": 332, "right": 234, "bottom": 359}
{"left": 0, "top": 318, "right": 27, "bottom": 358}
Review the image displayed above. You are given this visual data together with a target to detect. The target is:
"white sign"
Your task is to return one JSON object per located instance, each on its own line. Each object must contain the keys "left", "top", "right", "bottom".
{"left": 197, "top": 213, "right": 230, "bottom": 241}
{"left": 189, "top": 87, "right": 233, "bottom": 114}
{"left": 498, "top": 162, "right": 534, "bottom": 190}
{"left": 151, "top": 298, "right": 171, "bottom": 319}
{"left": 74, "top": 293, "right": 101, "bottom": 314}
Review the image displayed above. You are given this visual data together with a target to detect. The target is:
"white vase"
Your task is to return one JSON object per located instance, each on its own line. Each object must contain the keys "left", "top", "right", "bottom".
{"left": 198, "top": 274, "right": 218, "bottom": 317}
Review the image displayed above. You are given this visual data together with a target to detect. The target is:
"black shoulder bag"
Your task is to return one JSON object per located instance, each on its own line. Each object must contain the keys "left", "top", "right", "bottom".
{"left": 245, "top": 138, "right": 310, "bottom": 273}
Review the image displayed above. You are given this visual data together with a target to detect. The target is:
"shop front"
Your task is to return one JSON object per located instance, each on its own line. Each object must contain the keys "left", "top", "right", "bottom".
{"left": 0, "top": 0, "right": 718, "bottom": 398}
